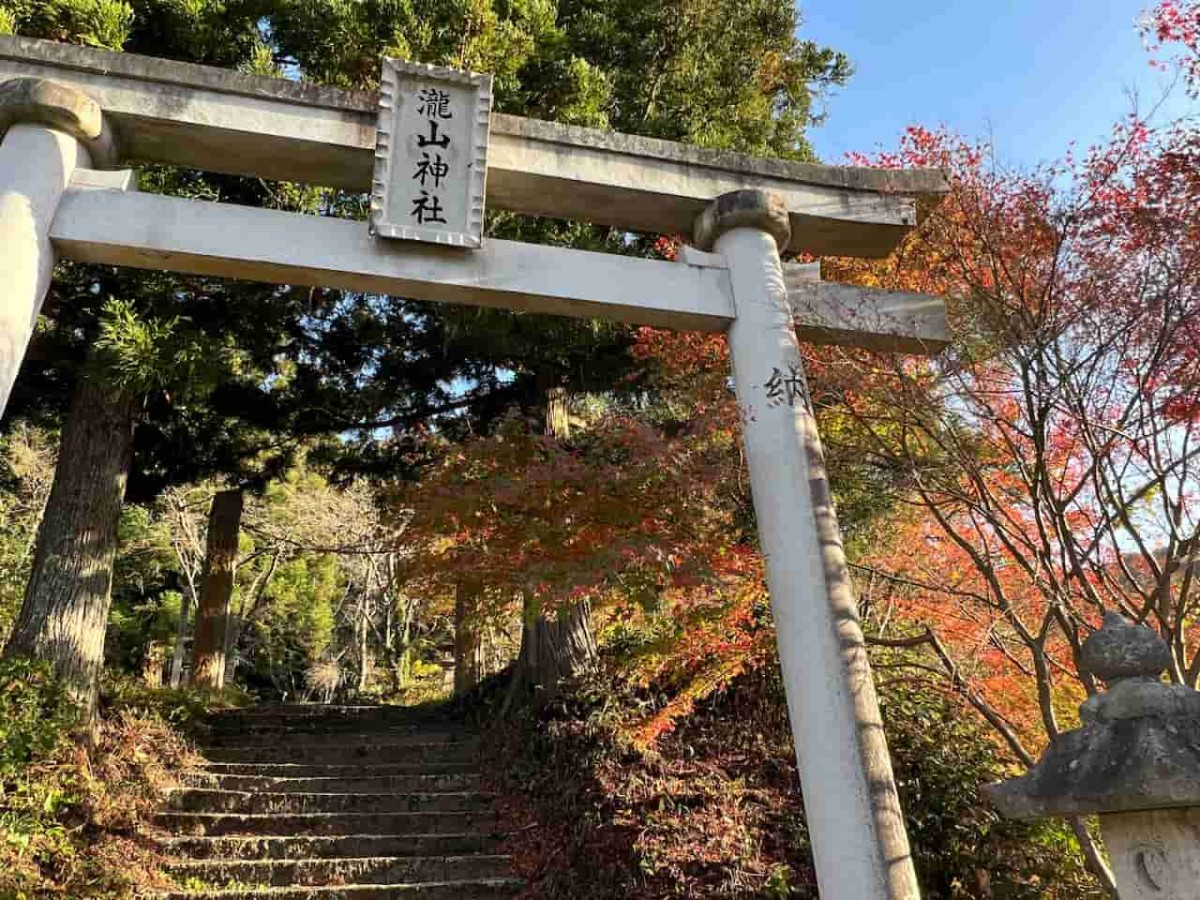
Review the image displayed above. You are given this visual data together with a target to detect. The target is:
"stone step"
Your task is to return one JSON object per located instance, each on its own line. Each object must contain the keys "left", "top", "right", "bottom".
{"left": 209, "top": 704, "right": 435, "bottom": 718}
{"left": 198, "top": 763, "right": 478, "bottom": 779}
{"left": 179, "top": 772, "right": 483, "bottom": 794}
{"left": 158, "top": 877, "right": 524, "bottom": 899}
{"left": 161, "top": 706, "right": 521, "bottom": 897}
{"left": 208, "top": 723, "right": 459, "bottom": 738}
{"left": 204, "top": 731, "right": 472, "bottom": 749}
{"left": 167, "top": 790, "right": 492, "bottom": 815}
{"left": 206, "top": 715, "right": 464, "bottom": 735}
{"left": 203, "top": 744, "right": 479, "bottom": 766}
{"left": 207, "top": 706, "right": 456, "bottom": 733}
{"left": 155, "top": 811, "right": 501, "bottom": 837}
{"left": 159, "top": 834, "right": 503, "bottom": 861}
{"left": 165, "top": 855, "right": 515, "bottom": 888}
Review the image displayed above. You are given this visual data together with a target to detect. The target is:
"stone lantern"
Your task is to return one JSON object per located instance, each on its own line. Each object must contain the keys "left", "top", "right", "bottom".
{"left": 987, "top": 612, "right": 1200, "bottom": 899}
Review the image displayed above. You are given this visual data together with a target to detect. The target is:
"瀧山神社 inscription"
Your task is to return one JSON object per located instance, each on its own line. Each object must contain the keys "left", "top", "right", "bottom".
{"left": 370, "top": 58, "right": 492, "bottom": 248}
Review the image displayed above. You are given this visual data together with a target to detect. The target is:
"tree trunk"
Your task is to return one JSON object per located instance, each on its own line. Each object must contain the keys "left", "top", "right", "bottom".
{"left": 507, "top": 378, "right": 598, "bottom": 704}
{"left": 222, "top": 608, "right": 241, "bottom": 687}
{"left": 544, "top": 385, "right": 571, "bottom": 440}
{"left": 515, "top": 593, "right": 597, "bottom": 699}
{"left": 358, "top": 599, "right": 372, "bottom": 693}
{"left": 395, "top": 591, "right": 418, "bottom": 689}
{"left": 223, "top": 550, "right": 278, "bottom": 686}
{"left": 3, "top": 375, "right": 137, "bottom": 717}
{"left": 168, "top": 584, "right": 194, "bottom": 688}
{"left": 454, "top": 581, "right": 484, "bottom": 696}
{"left": 142, "top": 640, "right": 167, "bottom": 687}
{"left": 1069, "top": 816, "right": 1119, "bottom": 898}
{"left": 191, "top": 489, "right": 243, "bottom": 690}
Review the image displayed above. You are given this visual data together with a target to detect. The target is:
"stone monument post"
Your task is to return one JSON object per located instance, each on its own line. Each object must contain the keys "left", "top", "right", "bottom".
{"left": 988, "top": 613, "right": 1200, "bottom": 899}
{"left": 693, "top": 190, "right": 920, "bottom": 900}
{"left": 0, "top": 76, "right": 116, "bottom": 413}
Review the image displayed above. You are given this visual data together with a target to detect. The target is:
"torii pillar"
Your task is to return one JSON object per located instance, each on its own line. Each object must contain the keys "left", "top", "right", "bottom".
{"left": 0, "top": 77, "right": 117, "bottom": 409}
{"left": 694, "top": 190, "right": 920, "bottom": 899}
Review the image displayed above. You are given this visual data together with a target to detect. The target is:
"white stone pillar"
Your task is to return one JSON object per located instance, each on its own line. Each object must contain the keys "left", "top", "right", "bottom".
{"left": 694, "top": 191, "right": 920, "bottom": 900}
{"left": 0, "top": 77, "right": 116, "bottom": 415}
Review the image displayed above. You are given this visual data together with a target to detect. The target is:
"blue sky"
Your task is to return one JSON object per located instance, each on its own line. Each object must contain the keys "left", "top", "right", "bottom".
{"left": 802, "top": 0, "right": 1192, "bottom": 166}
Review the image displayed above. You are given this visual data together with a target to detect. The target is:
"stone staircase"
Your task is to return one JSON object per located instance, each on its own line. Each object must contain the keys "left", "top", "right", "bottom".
{"left": 155, "top": 705, "right": 522, "bottom": 899}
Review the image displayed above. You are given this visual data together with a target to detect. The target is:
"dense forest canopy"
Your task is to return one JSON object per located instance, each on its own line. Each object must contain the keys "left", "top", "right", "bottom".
{"left": 0, "top": 0, "right": 851, "bottom": 705}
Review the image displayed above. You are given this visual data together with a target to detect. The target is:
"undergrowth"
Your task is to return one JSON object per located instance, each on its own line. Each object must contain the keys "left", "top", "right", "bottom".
{"left": 482, "top": 665, "right": 1105, "bottom": 899}
{"left": 0, "top": 659, "right": 233, "bottom": 899}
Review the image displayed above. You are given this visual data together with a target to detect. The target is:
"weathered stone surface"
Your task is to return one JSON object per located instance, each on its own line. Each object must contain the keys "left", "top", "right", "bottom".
{"left": 164, "top": 854, "right": 516, "bottom": 889}
{"left": 0, "top": 34, "right": 948, "bottom": 257}
{"left": 159, "top": 833, "right": 501, "bottom": 861}
{"left": 0, "top": 35, "right": 949, "bottom": 194}
{"left": 0, "top": 105, "right": 91, "bottom": 415}
{"left": 200, "top": 761, "right": 476, "bottom": 777}
{"left": 692, "top": 189, "right": 791, "bottom": 251}
{"left": 0, "top": 76, "right": 117, "bottom": 166}
{"left": 1099, "top": 811, "right": 1200, "bottom": 900}
{"left": 716, "top": 205, "right": 922, "bottom": 899}
{"left": 783, "top": 261, "right": 950, "bottom": 354}
{"left": 0, "top": 76, "right": 102, "bottom": 137}
{"left": 166, "top": 788, "right": 491, "bottom": 815}
{"left": 158, "top": 880, "right": 523, "bottom": 899}
{"left": 988, "top": 611, "right": 1200, "bottom": 824}
{"left": 178, "top": 771, "right": 482, "bottom": 794}
{"left": 203, "top": 740, "right": 478, "bottom": 765}
{"left": 494, "top": 115, "right": 950, "bottom": 197}
{"left": 1102, "top": 807, "right": 1200, "bottom": 900}
{"left": 51, "top": 188, "right": 735, "bottom": 333}
{"left": 1081, "top": 611, "right": 1173, "bottom": 684}
{"left": 1080, "top": 677, "right": 1200, "bottom": 723}
{"left": 157, "top": 704, "right": 521, "bottom": 897}
{"left": 986, "top": 715, "right": 1200, "bottom": 819}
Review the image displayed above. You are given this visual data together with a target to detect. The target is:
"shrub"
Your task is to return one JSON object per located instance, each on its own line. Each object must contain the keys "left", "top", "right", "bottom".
{"left": 482, "top": 664, "right": 1105, "bottom": 898}
{"left": 881, "top": 679, "right": 1103, "bottom": 899}
{"left": 0, "top": 663, "right": 208, "bottom": 898}
{"left": 0, "top": 657, "right": 79, "bottom": 885}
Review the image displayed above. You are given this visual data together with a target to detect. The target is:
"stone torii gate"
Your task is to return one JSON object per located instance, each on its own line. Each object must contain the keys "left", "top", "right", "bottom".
{"left": 0, "top": 34, "right": 949, "bottom": 900}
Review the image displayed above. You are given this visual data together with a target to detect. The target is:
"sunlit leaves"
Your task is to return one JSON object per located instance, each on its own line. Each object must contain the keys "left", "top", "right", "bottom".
{"left": 1140, "top": 0, "right": 1200, "bottom": 95}
{"left": 825, "top": 114, "right": 1200, "bottom": 758}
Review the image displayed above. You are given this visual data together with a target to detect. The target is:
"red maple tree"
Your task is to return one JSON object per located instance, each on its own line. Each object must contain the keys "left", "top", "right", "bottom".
{"left": 819, "top": 113, "right": 1199, "bottom": 891}
{"left": 1141, "top": 0, "right": 1200, "bottom": 95}
{"left": 398, "top": 325, "right": 776, "bottom": 743}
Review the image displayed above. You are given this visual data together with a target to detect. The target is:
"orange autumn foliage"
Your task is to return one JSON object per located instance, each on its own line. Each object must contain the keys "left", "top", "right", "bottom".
{"left": 399, "top": 323, "right": 776, "bottom": 746}
{"left": 819, "top": 119, "right": 1200, "bottom": 760}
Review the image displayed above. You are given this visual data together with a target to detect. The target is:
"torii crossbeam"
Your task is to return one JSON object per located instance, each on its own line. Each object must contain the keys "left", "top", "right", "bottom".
{"left": 0, "top": 34, "right": 950, "bottom": 900}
